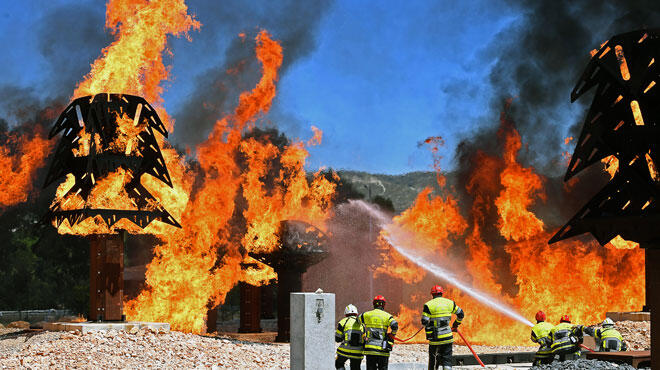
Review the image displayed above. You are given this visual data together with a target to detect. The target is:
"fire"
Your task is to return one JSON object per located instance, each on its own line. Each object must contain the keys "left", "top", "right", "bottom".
{"left": 602, "top": 155, "right": 619, "bottom": 179}
{"left": 122, "top": 29, "right": 334, "bottom": 331}
{"left": 74, "top": 0, "right": 200, "bottom": 115}
{"left": 24, "top": 0, "right": 335, "bottom": 332}
{"left": 376, "top": 108, "right": 644, "bottom": 345}
{"left": 0, "top": 130, "right": 52, "bottom": 209}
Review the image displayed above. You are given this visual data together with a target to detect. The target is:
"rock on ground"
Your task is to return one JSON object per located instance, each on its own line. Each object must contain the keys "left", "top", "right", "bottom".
{"left": 614, "top": 320, "right": 650, "bottom": 350}
{"left": 531, "top": 358, "right": 643, "bottom": 370}
{"left": 6, "top": 321, "right": 29, "bottom": 329}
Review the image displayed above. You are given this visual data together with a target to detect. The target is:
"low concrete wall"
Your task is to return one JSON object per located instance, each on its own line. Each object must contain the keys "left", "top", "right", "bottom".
{"left": 0, "top": 309, "right": 73, "bottom": 324}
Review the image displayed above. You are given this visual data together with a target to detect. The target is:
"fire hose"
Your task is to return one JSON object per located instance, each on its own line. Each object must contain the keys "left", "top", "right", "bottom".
{"left": 390, "top": 327, "right": 424, "bottom": 343}
{"left": 580, "top": 343, "right": 595, "bottom": 353}
{"left": 456, "top": 328, "right": 485, "bottom": 368}
{"left": 389, "top": 327, "right": 485, "bottom": 368}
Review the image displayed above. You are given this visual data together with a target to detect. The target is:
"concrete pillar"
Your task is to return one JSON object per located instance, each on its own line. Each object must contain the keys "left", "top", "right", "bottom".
{"left": 290, "top": 292, "right": 335, "bottom": 370}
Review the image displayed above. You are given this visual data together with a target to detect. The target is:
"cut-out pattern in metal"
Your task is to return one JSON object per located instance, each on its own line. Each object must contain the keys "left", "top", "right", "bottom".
{"left": 551, "top": 29, "right": 660, "bottom": 245}
{"left": 44, "top": 93, "right": 180, "bottom": 230}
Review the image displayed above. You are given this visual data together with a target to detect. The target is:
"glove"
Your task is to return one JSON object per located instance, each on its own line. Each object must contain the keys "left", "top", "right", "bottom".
{"left": 451, "top": 322, "right": 460, "bottom": 332}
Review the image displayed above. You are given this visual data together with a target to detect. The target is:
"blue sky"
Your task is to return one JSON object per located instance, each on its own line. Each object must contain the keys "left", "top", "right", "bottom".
{"left": 0, "top": 0, "right": 541, "bottom": 174}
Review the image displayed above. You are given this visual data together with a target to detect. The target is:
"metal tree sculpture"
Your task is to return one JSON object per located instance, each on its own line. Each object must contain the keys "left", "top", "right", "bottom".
{"left": 44, "top": 93, "right": 180, "bottom": 229}
{"left": 551, "top": 29, "right": 659, "bottom": 367}
{"left": 551, "top": 29, "right": 660, "bottom": 245}
{"left": 43, "top": 93, "right": 180, "bottom": 321}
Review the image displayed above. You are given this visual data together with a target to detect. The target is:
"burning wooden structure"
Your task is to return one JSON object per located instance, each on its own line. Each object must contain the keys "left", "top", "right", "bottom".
{"left": 43, "top": 93, "right": 180, "bottom": 321}
{"left": 551, "top": 29, "right": 660, "bottom": 367}
{"left": 248, "top": 220, "right": 329, "bottom": 342}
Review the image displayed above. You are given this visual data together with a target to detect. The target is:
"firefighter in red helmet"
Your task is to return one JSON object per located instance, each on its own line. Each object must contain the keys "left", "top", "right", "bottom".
{"left": 421, "top": 285, "right": 464, "bottom": 370}
{"left": 530, "top": 310, "right": 553, "bottom": 365}
{"left": 359, "top": 295, "right": 398, "bottom": 370}
{"left": 550, "top": 314, "right": 584, "bottom": 361}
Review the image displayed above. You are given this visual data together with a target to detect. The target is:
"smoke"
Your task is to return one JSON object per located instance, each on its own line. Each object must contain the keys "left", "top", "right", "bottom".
{"left": 448, "top": 0, "right": 660, "bottom": 231}
{"left": 172, "top": 0, "right": 334, "bottom": 149}
{"left": 36, "top": 3, "right": 112, "bottom": 97}
{"left": 485, "top": 0, "right": 660, "bottom": 174}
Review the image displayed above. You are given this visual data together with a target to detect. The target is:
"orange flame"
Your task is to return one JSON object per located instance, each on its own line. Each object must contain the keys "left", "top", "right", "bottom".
{"left": 123, "top": 30, "right": 335, "bottom": 332}
{"left": 42, "top": 0, "right": 334, "bottom": 333}
{"left": 0, "top": 130, "right": 52, "bottom": 209}
{"left": 377, "top": 110, "right": 644, "bottom": 345}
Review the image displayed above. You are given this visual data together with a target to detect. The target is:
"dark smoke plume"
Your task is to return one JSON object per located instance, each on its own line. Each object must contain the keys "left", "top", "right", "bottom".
{"left": 172, "top": 0, "right": 334, "bottom": 149}
{"left": 452, "top": 0, "right": 660, "bottom": 226}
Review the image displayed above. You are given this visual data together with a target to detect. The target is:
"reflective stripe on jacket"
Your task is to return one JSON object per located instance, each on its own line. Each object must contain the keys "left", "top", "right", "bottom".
{"left": 596, "top": 327, "right": 626, "bottom": 352}
{"left": 421, "top": 297, "right": 464, "bottom": 345}
{"left": 550, "top": 322, "right": 579, "bottom": 354}
{"left": 336, "top": 316, "right": 365, "bottom": 359}
{"left": 531, "top": 322, "right": 554, "bottom": 358}
{"left": 359, "top": 309, "right": 398, "bottom": 357}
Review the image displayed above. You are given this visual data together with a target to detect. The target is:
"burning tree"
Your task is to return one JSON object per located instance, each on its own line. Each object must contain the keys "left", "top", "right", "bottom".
{"left": 550, "top": 29, "right": 660, "bottom": 365}
{"left": 44, "top": 94, "right": 180, "bottom": 231}
{"left": 42, "top": 94, "right": 181, "bottom": 321}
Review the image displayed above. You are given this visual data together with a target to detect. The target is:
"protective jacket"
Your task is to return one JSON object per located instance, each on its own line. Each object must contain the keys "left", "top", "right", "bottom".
{"left": 550, "top": 322, "right": 580, "bottom": 354}
{"left": 335, "top": 316, "right": 365, "bottom": 359}
{"left": 421, "top": 296, "right": 464, "bottom": 345}
{"left": 584, "top": 326, "right": 627, "bottom": 352}
{"left": 359, "top": 309, "right": 398, "bottom": 357}
{"left": 531, "top": 321, "right": 554, "bottom": 359}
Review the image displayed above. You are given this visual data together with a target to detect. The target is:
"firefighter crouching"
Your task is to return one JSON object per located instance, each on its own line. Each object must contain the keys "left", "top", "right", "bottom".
{"left": 335, "top": 304, "right": 365, "bottom": 370}
{"left": 584, "top": 318, "right": 628, "bottom": 352}
{"left": 359, "top": 295, "right": 398, "bottom": 370}
{"left": 421, "top": 285, "right": 464, "bottom": 370}
{"left": 550, "top": 315, "right": 583, "bottom": 361}
{"left": 530, "top": 310, "right": 553, "bottom": 366}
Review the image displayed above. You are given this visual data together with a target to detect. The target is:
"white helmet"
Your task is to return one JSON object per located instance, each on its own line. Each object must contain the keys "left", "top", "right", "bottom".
{"left": 344, "top": 304, "right": 358, "bottom": 316}
{"left": 602, "top": 318, "right": 614, "bottom": 327}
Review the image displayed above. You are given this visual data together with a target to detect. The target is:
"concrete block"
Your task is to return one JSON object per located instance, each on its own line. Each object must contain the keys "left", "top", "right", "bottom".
{"left": 290, "top": 291, "right": 335, "bottom": 370}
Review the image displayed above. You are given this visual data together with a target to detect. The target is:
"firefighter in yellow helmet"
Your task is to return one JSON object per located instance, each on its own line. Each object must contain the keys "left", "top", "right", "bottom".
{"left": 421, "top": 285, "right": 464, "bottom": 370}
{"left": 359, "top": 295, "right": 398, "bottom": 370}
{"left": 583, "top": 318, "right": 628, "bottom": 352}
{"left": 335, "top": 304, "right": 365, "bottom": 370}
{"left": 550, "top": 315, "right": 583, "bottom": 361}
{"left": 530, "top": 310, "right": 554, "bottom": 365}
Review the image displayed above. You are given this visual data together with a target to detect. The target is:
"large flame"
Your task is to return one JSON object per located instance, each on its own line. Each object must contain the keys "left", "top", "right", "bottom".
{"left": 0, "top": 129, "right": 52, "bottom": 209}
{"left": 41, "top": 0, "right": 335, "bottom": 332}
{"left": 376, "top": 110, "right": 644, "bottom": 345}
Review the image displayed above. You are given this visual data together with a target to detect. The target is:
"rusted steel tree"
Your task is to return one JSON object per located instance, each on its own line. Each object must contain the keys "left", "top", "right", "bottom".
{"left": 551, "top": 29, "right": 659, "bottom": 366}
{"left": 44, "top": 93, "right": 180, "bottom": 321}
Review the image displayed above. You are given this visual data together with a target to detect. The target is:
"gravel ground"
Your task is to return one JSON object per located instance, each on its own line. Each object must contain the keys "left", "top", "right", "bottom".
{"left": 0, "top": 321, "right": 649, "bottom": 368}
{"left": 531, "top": 358, "right": 645, "bottom": 370}
{"left": 613, "top": 320, "right": 650, "bottom": 350}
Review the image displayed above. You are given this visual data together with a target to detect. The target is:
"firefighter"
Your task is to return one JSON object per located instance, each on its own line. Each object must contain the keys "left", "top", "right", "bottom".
{"left": 584, "top": 318, "right": 628, "bottom": 352}
{"left": 359, "top": 295, "right": 398, "bottom": 370}
{"left": 550, "top": 315, "right": 582, "bottom": 361}
{"left": 530, "top": 310, "right": 554, "bottom": 365}
{"left": 421, "top": 285, "right": 464, "bottom": 370}
{"left": 335, "top": 304, "right": 365, "bottom": 370}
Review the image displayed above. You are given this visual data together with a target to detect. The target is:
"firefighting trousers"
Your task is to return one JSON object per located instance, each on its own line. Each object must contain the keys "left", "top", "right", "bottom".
{"left": 366, "top": 354, "right": 389, "bottom": 370}
{"left": 335, "top": 354, "right": 362, "bottom": 370}
{"left": 428, "top": 343, "right": 452, "bottom": 370}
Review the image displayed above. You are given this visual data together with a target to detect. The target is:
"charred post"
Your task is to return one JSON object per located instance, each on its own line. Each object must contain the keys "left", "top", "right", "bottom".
{"left": 239, "top": 282, "right": 263, "bottom": 333}
{"left": 251, "top": 220, "right": 328, "bottom": 342}
{"left": 89, "top": 233, "right": 125, "bottom": 321}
